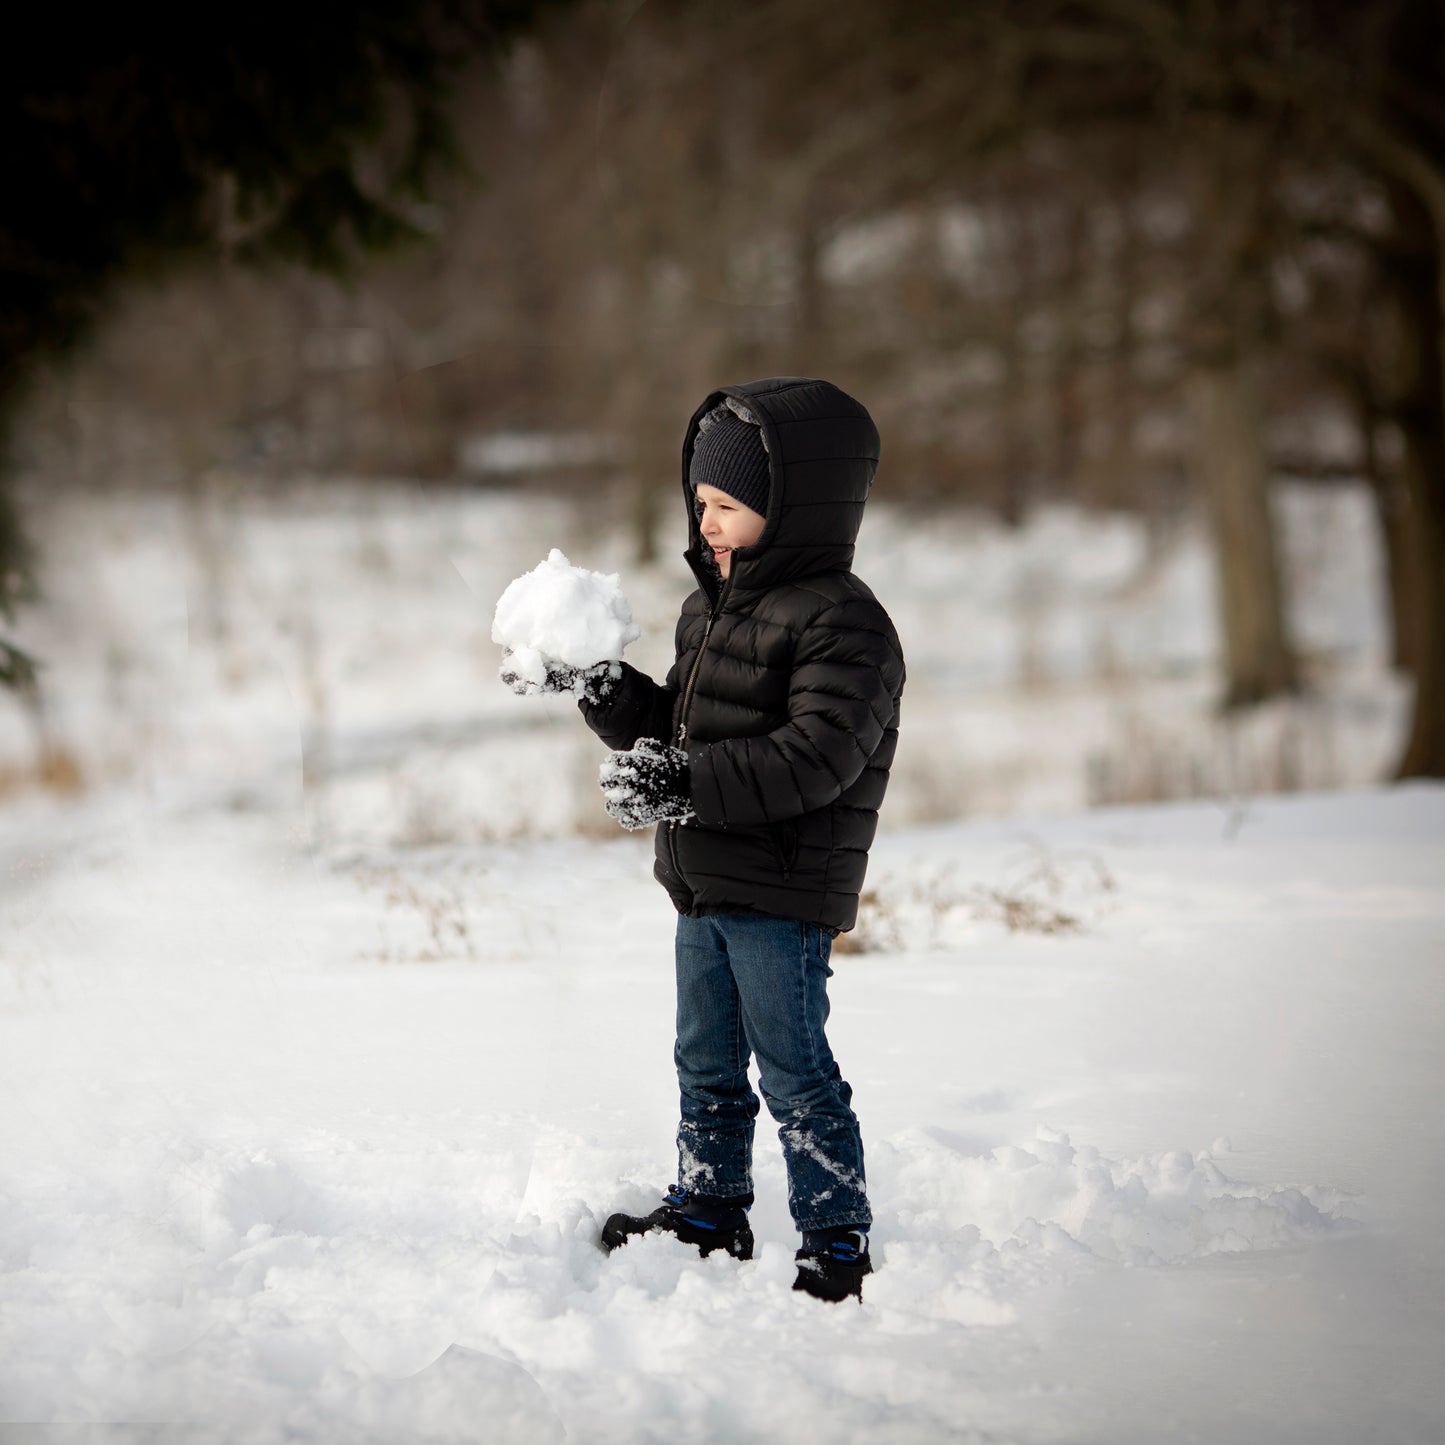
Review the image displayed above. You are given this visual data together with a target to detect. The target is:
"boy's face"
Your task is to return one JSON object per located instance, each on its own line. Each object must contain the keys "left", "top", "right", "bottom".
{"left": 694, "top": 483, "right": 766, "bottom": 578}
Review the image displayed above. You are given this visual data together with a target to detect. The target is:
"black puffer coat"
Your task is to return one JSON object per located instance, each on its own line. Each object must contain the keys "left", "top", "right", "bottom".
{"left": 582, "top": 376, "right": 905, "bottom": 933}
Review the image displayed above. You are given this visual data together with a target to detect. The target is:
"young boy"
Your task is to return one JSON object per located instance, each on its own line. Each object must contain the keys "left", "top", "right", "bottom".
{"left": 509, "top": 377, "right": 904, "bottom": 1301}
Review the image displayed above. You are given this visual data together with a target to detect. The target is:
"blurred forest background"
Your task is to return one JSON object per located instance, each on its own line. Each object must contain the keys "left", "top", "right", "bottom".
{"left": 2, "top": 0, "right": 1443, "bottom": 821}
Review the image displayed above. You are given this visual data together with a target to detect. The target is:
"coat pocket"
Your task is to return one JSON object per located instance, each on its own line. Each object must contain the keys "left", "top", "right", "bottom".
{"left": 769, "top": 820, "right": 800, "bottom": 880}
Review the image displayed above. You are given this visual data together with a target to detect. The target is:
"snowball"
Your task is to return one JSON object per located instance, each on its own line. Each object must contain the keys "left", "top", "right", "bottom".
{"left": 492, "top": 549, "right": 641, "bottom": 687}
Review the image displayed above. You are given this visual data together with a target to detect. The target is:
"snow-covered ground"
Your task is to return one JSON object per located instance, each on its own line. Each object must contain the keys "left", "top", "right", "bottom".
{"left": 0, "top": 476, "right": 1407, "bottom": 844}
{"left": 2, "top": 785, "right": 1443, "bottom": 1443}
{"left": 1, "top": 479, "right": 1441, "bottom": 1442}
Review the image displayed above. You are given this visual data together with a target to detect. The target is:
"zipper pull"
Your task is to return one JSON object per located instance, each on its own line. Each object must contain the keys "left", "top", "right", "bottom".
{"left": 678, "top": 722, "right": 688, "bottom": 744}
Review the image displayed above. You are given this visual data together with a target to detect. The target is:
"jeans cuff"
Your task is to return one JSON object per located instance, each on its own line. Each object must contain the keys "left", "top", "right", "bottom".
{"left": 795, "top": 1210, "right": 872, "bottom": 1233}
{"left": 682, "top": 1185, "right": 754, "bottom": 1209}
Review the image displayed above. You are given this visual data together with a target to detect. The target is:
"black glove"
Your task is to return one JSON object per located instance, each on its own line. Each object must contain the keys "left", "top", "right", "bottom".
{"left": 499, "top": 649, "right": 620, "bottom": 705}
{"left": 599, "top": 738, "right": 694, "bottom": 830}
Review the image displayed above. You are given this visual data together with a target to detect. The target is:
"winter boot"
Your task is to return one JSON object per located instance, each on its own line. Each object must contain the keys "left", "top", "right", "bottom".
{"left": 792, "top": 1228, "right": 872, "bottom": 1302}
{"left": 602, "top": 1184, "right": 754, "bottom": 1260}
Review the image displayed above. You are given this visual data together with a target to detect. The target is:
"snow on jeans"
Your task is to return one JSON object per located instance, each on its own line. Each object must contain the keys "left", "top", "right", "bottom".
{"left": 673, "top": 912, "right": 871, "bottom": 1233}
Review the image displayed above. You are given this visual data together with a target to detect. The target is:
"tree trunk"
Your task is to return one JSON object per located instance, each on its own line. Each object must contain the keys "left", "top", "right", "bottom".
{"left": 1380, "top": 179, "right": 1445, "bottom": 777}
{"left": 1050, "top": 200, "right": 1087, "bottom": 499}
{"left": 1186, "top": 356, "right": 1299, "bottom": 708}
{"left": 793, "top": 203, "right": 826, "bottom": 361}
{"left": 997, "top": 204, "right": 1032, "bottom": 526}
{"left": 1347, "top": 374, "right": 1416, "bottom": 673}
{"left": 1365, "top": 434, "right": 1419, "bottom": 677}
{"left": 1394, "top": 428, "right": 1445, "bottom": 777}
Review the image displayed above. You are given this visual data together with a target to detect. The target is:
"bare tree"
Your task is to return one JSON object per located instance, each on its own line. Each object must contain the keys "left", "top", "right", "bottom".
{"left": 20, "top": 0, "right": 1440, "bottom": 775}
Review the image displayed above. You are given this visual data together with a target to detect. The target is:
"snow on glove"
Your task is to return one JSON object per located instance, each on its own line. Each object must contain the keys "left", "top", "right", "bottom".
{"left": 599, "top": 737, "right": 694, "bottom": 831}
{"left": 499, "top": 649, "right": 620, "bottom": 704}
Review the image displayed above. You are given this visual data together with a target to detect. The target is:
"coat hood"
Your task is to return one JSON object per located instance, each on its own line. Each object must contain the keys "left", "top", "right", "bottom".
{"left": 680, "top": 376, "right": 881, "bottom": 603}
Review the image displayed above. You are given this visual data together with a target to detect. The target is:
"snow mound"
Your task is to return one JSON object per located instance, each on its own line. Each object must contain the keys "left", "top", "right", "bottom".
{"left": 0, "top": 1117, "right": 1361, "bottom": 1442}
{"left": 491, "top": 548, "right": 640, "bottom": 686}
{"left": 875, "top": 1126, "right": 1353, "bottom": 1269}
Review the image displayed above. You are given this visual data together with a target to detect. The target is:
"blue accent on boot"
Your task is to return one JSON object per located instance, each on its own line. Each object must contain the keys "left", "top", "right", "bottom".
{"left": 602, "top": 1184, "right": 755, "bottom": 1260}
{"left": 792, "top": 1228, "right": 873, "bottom": 1301}
{"left": 801, "top": 1226, "right": 870, "bottom": 1260}
{"left": 669, "top": 1184, "right": 753, "bottom": 1231}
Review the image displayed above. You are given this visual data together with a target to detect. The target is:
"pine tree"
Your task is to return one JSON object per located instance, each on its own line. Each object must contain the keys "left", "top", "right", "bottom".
{"left": 0, "top": 0, "right": 573, "bottom": 686}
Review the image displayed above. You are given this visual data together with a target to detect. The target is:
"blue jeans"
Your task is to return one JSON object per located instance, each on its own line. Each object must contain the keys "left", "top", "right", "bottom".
{"left": 673, "top": 912, "right": 871, "bottom": 1233}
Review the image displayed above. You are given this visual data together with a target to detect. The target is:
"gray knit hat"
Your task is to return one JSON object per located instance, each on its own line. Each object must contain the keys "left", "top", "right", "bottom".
{"left": 689, "top": 402, "right": 770, "bottom": 516}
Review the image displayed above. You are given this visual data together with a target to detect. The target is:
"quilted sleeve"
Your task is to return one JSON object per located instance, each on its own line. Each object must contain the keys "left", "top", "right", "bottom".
{"left": 685, "top": 597, "right": 902, "bottom": 826}
{"left": 578, "top": 661, "right": 679, "bottom": 751}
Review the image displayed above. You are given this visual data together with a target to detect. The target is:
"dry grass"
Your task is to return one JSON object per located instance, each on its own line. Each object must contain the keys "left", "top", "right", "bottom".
{"left": 0, "top": 745, "right": 86, "bottom": 801}
{"left": 836, "top": 842, "right": 1116, "bottom": 954}
{"left": 353, "top": 864, "right": 476, "bottom": 963}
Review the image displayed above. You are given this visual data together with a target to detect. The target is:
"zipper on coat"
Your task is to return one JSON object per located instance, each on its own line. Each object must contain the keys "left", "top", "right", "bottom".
{"left": 772, "top": 821, "right": 798, "bottom": 880}
{"left": 669, "top": 601, "right": 719, "bottom": 889}
{"left": 667, "top": 819, "right": 683, "bottom": 885}
{"left": 675, "top": 607, "right": 719, "bottom": 748}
